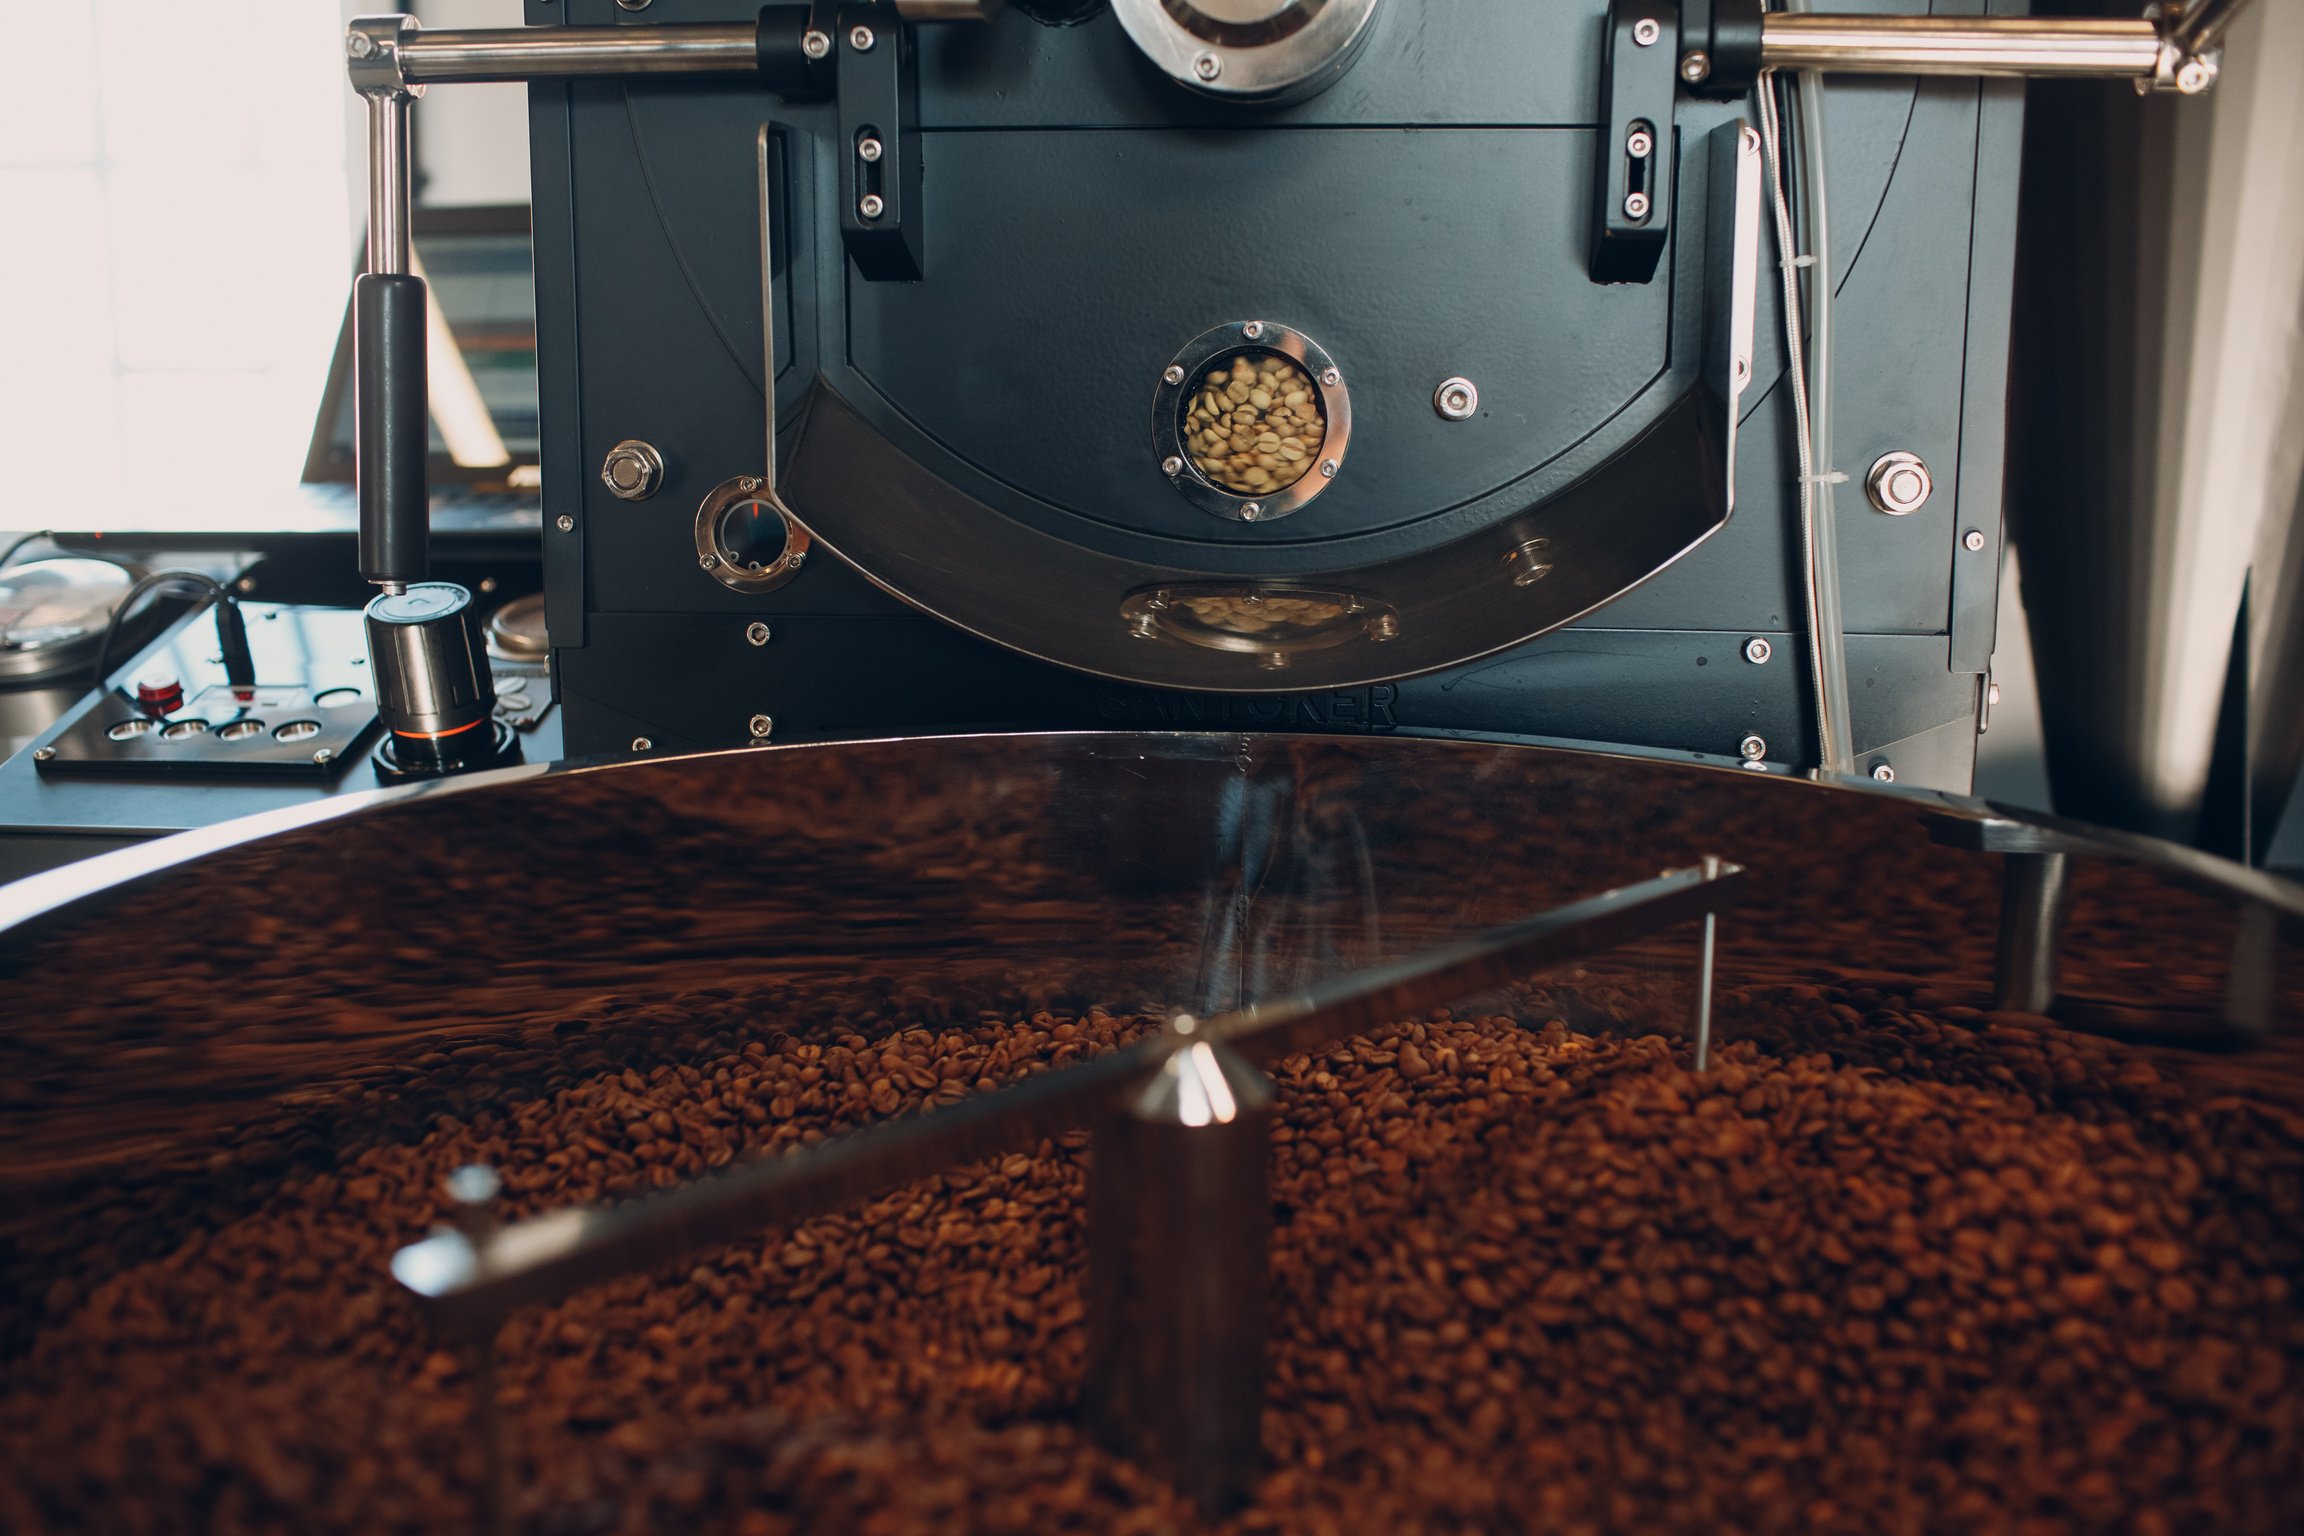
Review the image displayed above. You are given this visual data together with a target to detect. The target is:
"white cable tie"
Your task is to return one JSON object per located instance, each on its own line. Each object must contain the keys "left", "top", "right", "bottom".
{"left": 1798, "top": 470, "right": 1849, "bottom": 486}
{"left": 1790, "top": 254, "right": 1817, "bottom": 269}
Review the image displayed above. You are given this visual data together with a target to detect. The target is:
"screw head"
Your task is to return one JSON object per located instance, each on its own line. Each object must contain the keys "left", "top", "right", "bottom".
{"left": 1129, "top": 614, "right": 1158, "bottom": 638}
{"left": 1626, "top": 128, "right": 1655, "bottom": 159}
{"left": 857, "top": 136, "right": 884, "bottom": 164}
{"left": 1260, "top": 651, "right": 1290, "bottom": 671}
{"left": 1633, "top": 17, "right": 1661, "bottom": 46}
{"left": 1161, "top": 455, "right": 1184, "bottom": 476}
{"left": 787, "top": 549, "right": 806, "bottom": 569}
{"left": 1241, "top": 320, "right": 1264, "bottom": 340}
{"left": 1680, "top": 50, "right": 1711, "bottom": 83}
{"left": 739, "top": 476, "right": 762, "bottom": 492}
{"left": 1964, "top": 529, "right": 1986, "bottom": 552}
{"left": 1240, "top": 501, "right": 1263, "bottom": 520}
{"left": 1738, "top": 734, "right": 1767, "bottom": 761}
{"left": 312, "top": 748, "right": 335, "bottom": 766}
{"left": 1319, "top": 367, "right": 1341, "bottom": 388}
{"left": 347, "top": 32, "right": 377, "bottom": 59}
{"left": 1871, "top": 762, "right": 1897, "bottom": 783}
{"left": 2176, "top": 57, "right": 2213, "bottom": 94}
{"left": 556, "top": 514, "right": 575, "bottom": 533}
{"left": 700, "top": 554, "right": 720, "bottom": 570}
{"left": 748, "top": 713, "right": 775, "bottom": 739}
{"left": 1624, "top": 191, "right": 1651, "bottom": 220}
{"left": 1434, "top": 377, "right": 1479, "bottom": 421}
{"left": 859, "top": 193, "right": 885, "bottom": 220}
{"left": 1743, "top": 636, "right": 1773, "bottom": 665}
{"left": 234, "top": 576, "right": 257, "bottom": 593}
{"left": 746, "top": 621, "right": 772, "bottom": 647}
{"left": 1371, "top": 613, "right": 1400, "bottom": 641}
{"left": 1192, "top": 51, "right": 1221, "bottom": 81}
{"left": 802, "top": 28, "right": 831, "bottom": 58}
{"left": 849, "top": 24, "right": 875, "bottom": 50}
{"left": 1162, "top": 364, "right": 1186, "bottom": 385}
{"left": 1320, "top": 459, "right": 1338, "bottom": 478}
{"left": 32, "top": 746, "right": 56, "bottom": 763}
{"left": 632, "top": 736, "right": 652, "bottom": 752}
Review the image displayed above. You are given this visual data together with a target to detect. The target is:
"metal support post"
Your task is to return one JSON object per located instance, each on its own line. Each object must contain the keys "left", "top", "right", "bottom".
{"left": 446, "top": 1165, "right": 512, "bottom": 1536}
{"left": 1085, "top": 1027, "right": 1272, "bottom": 1517}
{"left": 1995, "top": 850, "right": 2072, "bottom": 1014}
{"left": 1692, "top": 853, "right": 1720, "bottom": 1070}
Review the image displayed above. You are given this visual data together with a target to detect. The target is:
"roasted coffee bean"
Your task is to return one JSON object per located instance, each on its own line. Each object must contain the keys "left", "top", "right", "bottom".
{"left": 3, "top": 979, "right": 2301, "bottom": 1534}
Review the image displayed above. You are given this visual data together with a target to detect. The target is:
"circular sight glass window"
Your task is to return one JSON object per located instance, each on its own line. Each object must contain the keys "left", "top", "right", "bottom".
{"left": 1182, "top": 351, "right": 1327, "bottom": 497}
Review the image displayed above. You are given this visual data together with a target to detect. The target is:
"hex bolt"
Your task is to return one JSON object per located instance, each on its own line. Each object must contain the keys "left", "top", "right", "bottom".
{"left": 748, "top": 713, "right": 775, "bottom": 740}
{"left": 1864, "top": 451, "right": 1932, "bottom": 516}
{"left": 632, "top": 736, "right": 652, "bottom": 752}
{"left": 1964, "top": 529, "right": 1987, "bottom": 552}
{"left": 802, "top": 28, "right": 831, "bottom": 59}
{"left": 1739, "top": 734, "right": 1767, "bottom": 761}
{"left": 1193, "top": 51, "right": 1221, "bottom": 81}
{"left": 1742, "top": 636, "right": 1773, "bottom": 665}
{"left": 849, "top": 24, "right": 875, "bottom": 51}
{"left": 1633, "top": 17, "right": 1662, "bottom": 46}
{"left": 555, "top": 514, "right": 575, "bottom": 533}
{"left": 857, "top": 136, "right": 884, "bottom": 164}
{"left": 745, "top": 621, "right": 772, "bottom": 647}
{"left": 859, "top": 193, "right": 885, "bottom": 220}
{"left": 600, "top": 440, "right": 663, "bottom": 501}
{"left": 1871, "top": 762, "right": 1898, "bottom": 783}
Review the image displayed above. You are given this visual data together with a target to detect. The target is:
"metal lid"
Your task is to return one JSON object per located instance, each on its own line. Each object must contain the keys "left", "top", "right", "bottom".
{"left": 0, "top": 558, "right": 134, "bottom": 686}
{"left": 366, "top": 582, "right": 474, "bottom": 627}
{"left": 485, "top": 592, "right": 549, "bottom": 661}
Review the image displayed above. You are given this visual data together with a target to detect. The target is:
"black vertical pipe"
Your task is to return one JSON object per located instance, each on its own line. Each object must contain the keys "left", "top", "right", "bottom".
{"left": 356, "top": 270, "right": 431, "bottom": 588}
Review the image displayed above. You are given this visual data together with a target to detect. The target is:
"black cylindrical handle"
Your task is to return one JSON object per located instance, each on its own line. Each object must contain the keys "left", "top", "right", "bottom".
{"left": 356, "top": 271, "right": 431, "bottom": 588}
{"left": 365, "top": 583, "right": 497, "bottom": 769}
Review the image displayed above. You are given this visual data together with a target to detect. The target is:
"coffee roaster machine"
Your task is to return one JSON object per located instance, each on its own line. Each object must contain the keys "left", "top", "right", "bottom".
{"left": 5, "top": 2, "right": 2300, "bottom": 1529}
{"left": 335, "top": 0, "right": 2258, "bottom": 789}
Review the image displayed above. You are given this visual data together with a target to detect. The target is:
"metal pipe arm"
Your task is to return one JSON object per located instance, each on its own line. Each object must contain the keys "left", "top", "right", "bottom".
{"left": 1759, "top": 14, "right": 2163, "bottom": 78}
